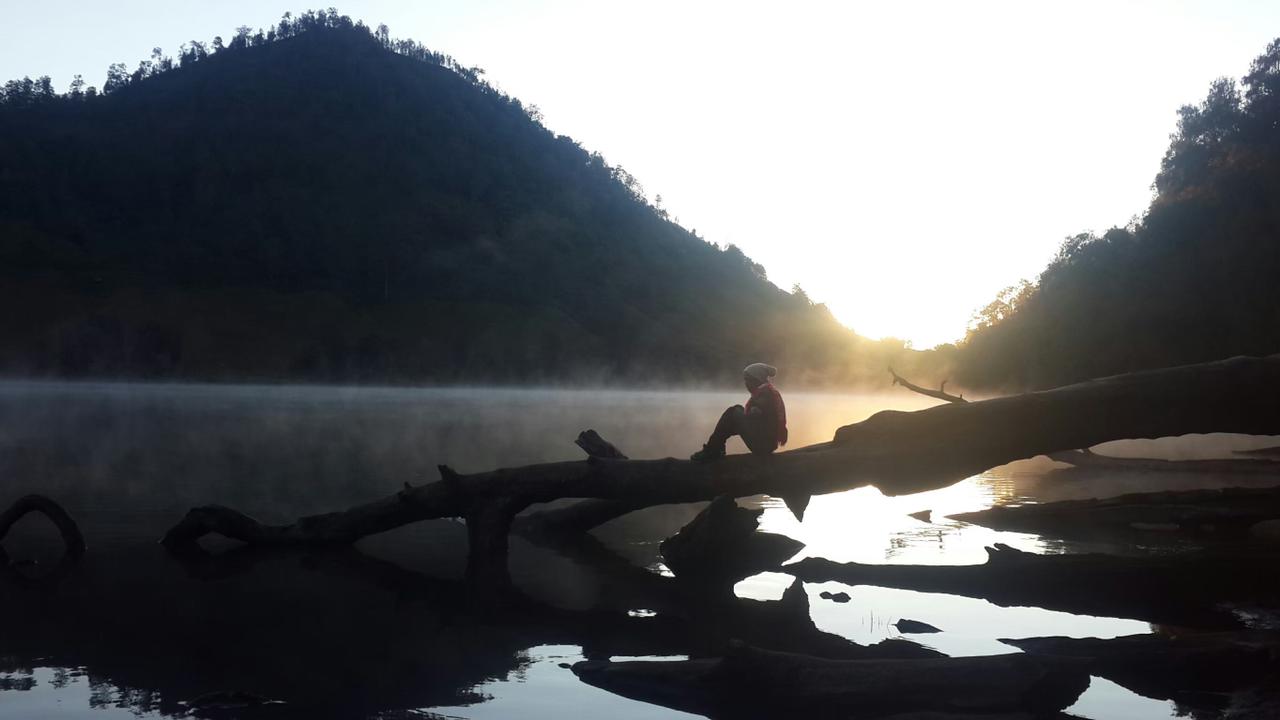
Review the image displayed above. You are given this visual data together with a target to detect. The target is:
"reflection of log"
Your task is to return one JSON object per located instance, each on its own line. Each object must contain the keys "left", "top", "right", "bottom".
{"left": 572, "top": 642, "right": 1090, "bottom": 719}
{"left": 659, "top": 495, "right": 804, "bottom": 585}
{"left": 1047, "top": 447, "right": 1280, "bottom": 474}
{"left": 950, "top": 484, "right": 1280, "bottom": 539}
{"left": 1237, "top": 444, "right": 1280, "bottom": 458}
{"left": 523, "top": 528, "right": 938, "bottom": 661}
{"left": 161, "top": 355, "right": 1280, "bottom": 577}
{"left": 786, "top": 544, "right": 1280, "bottom": 628}
{"left": 1004, "top": 631, "right": 1280, "bottom": 706}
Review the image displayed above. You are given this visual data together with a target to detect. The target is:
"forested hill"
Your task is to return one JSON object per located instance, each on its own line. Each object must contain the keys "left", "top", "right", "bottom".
{"left": 956, "top": 38, "right": 1280, "bottom": 389}
{"left": 0, "top": 11, "right": 927, "bottom": 386}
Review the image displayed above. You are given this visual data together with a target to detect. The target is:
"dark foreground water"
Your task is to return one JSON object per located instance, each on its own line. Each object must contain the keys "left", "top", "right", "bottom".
{"left": 2, "top": 381, "right": 1278, "bottom": 719}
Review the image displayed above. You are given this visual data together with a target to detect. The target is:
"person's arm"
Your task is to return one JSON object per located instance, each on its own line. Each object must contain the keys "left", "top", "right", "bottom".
{"left": 746, "top": 391, "right": 772, "bottom": 416}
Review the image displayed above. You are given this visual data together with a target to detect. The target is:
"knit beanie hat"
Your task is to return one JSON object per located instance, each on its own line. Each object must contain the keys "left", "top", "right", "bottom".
{"left": 743, "top": 363, "right": 777, "bottom": 383}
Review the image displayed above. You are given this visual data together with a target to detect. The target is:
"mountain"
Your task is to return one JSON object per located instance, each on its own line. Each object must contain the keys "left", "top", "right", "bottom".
{"left": 955, "top": 38, "right": 1280, "bottom": 389}
{"left": 0, "top": 11, "right": 930, "bottom": 386}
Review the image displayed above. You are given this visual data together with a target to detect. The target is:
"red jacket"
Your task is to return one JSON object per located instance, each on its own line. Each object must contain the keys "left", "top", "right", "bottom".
{"left": 745, "top": 382, "right": 788, "bottom": 446}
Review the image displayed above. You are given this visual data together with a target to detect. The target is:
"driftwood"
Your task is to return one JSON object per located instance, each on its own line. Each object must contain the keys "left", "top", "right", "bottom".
{"left": 572, "top": 641, "right": 1090, "bottom": 719}
{"left": 950, "top": 484, "right": 1280, "bottom": 540}
{"left": 160, "top": 354, "right": 1280, "bottom": 578}
{"left": 786, "top": 543, "right": 1280, "bottom": 628}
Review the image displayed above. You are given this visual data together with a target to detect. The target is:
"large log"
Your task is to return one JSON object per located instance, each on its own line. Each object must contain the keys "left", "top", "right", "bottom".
{"left": 571, "top": 641, "right": 1090, "bottom": 719}
{"left": 786, "top": 543, "right": 1280, "bottom": 628}
{"left": 889, "top": 366, "right": 1280, "bottom": 474}
{"left": 161, "top": 355, "right": 1280, "bottom": 575}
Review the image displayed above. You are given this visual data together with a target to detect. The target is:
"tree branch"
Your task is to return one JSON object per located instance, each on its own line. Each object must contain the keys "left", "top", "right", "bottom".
{"left": 888, "top": 367, "right": 966, "bottom": 403}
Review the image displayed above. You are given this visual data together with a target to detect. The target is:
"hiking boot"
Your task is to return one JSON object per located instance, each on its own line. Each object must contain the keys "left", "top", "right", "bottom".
{"left": 690, "top": 444, "right": 726, "bottom": 462}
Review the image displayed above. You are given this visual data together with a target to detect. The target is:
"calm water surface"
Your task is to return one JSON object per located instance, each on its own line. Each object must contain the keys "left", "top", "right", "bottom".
{"left": 2, "top": 381, "right": 1278, "bottom": 719}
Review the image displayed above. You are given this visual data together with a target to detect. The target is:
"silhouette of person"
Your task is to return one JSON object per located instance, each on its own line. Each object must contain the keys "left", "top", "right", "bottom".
{"left": 691, "top": 363, "right": 788, "bottom": 461}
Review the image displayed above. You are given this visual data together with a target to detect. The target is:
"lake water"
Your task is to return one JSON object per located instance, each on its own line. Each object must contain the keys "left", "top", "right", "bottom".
{"left": 2, "top": 380, "right": 1278, "bottom": 719}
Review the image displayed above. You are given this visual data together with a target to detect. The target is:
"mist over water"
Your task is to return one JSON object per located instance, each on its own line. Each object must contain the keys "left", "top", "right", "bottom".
{"left": 0, "top": 381, "right": 942, "bottom": 542}
{"left": 2, "top": 380, "right": 1277, "bottom": 719}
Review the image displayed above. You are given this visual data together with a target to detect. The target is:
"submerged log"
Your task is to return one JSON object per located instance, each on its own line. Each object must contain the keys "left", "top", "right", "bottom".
{"left": 161, "top": 354, "right": 1280, "bottom": 573}
{"left": 950, "top": 484, "right": 1280, "bottom": 540}
{"left": 1004, "top": 631, "right": 1280, "bottom": 705}
{"left": 0, "top": 494, "right": 86, "bottom": 558}
{"left": 786, "top": 543, "right": 1280, "bottom": 628}
{"left": 0, "top": 495, "right": 86, "bottom": 584}
{"left": 572, "top": 641, "right": 1090, "bottom": 719}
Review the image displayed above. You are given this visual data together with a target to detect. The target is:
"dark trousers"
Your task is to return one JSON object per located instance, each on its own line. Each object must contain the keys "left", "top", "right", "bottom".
{"left": 707, "top": 404, "right": 776, "bottom": 455}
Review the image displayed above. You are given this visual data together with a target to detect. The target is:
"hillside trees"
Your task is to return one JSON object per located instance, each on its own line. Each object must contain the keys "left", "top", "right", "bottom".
{"left": 957, "top": 37, "right": 1280, "bottom": 388}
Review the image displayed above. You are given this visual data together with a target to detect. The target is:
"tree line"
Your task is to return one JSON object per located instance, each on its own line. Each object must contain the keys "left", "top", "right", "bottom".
{"left": 954, "top": 38, "right": 1280, "bottom": 388}
{"left": 0, "top": 11, "right": 932, "bottom": 387}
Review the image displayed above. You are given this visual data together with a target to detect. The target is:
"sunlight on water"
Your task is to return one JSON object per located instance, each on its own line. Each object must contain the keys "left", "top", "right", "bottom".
{"left": 753, "top": 474, "right": 1047, "bottom": 567}
{"left": 1067, "top": 677, "right": 1178, "bottom": 719}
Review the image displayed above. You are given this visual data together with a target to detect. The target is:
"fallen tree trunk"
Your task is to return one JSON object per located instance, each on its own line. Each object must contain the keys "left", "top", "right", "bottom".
{"left": 786, "top": 543, "right": 1280, "bottom": 628}
{"left": 950, "top": 484, "right": 1280, "bottom": 540}
{"left": 162, "top": 354, "right": 1280, "bottom": 576}
{"left": 572, "top": 641, "right": 1090, "bottom": 719}
{"left": 889, "top": 368, "right": 1280, "bottom": 474}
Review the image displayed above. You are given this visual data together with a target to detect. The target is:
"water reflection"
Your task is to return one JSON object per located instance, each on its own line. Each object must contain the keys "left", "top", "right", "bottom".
{"left": 0, "top": 666, "right": 171, "bottom": 719}
{"left": 426, "top": 646, "right": 700, "bottom": 720}
{"left": 1, "top": 381, "right": 1264, "bottom": 719}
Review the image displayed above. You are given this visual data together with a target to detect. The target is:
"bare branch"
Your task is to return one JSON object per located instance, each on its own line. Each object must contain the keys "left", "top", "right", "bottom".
{"left": 888, "top": 367, "right": 967, "bottom": 403}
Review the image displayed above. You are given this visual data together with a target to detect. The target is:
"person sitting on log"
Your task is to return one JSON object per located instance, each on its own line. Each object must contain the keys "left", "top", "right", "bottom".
{"left": 691, "top": 363, "right": 788, "bottom": 462}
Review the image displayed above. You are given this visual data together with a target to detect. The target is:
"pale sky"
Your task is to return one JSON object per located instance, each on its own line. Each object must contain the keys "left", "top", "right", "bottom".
{"left": 4, "top": 1, "right": 1279, "bottom": 346}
